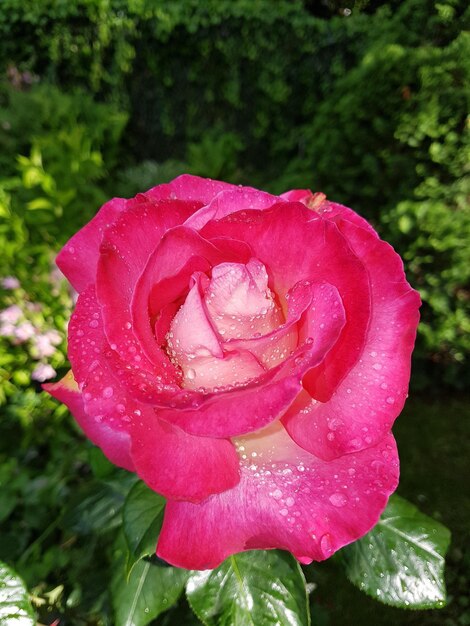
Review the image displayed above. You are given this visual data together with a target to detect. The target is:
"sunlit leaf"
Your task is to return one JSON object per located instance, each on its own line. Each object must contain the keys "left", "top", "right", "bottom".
{"left": 341, "top": 494, "right": 451, "bottom": 609}
{"left": 0, "top": 561, "right": 35, "bottom": 625}
{"left": 186, "top": 550, "right": 310, "bottom": 626}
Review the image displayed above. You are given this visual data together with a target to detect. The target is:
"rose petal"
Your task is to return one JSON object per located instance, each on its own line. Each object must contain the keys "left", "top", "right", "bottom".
{"left": 43, "top": 371, "right": 134, "bottom": 471}
{"left": 157, "top": 422, "right": 399, "bottom": 569}
{"left": 57, "top": 197, "right": 127, "bottom": 293}
{"left": 283, "top": 219, "right": 420, "bottom": 460}
{"left": 146, "top": 174, "right": 238, "bottom": 205}
{"left": 66, "top": 287, "right": 240, "bottom": 501}
{"left": 205, "top": 259, "right": 283, "bottom": 340}
{"left": 225, "top": 280, "right": 343, "bottom": 370}
{"left": 156, "top": 281, "right": 345, "bottom": 438}
{"left": 131, "top": 226, "right": 250, "bottom": 378}
{"left": 156, "top": 374, "right": 301, "bottom": 438}
{"left": 280, "top": 189, "right": 328, "bottom": 210}
{"left": 169, "top": 277, "right": 223, "bottom": 364}
{"left": 286, "top": 189, "right": 379, "bottom": 238}
{"left": 96, "top": 200, "right": 200, "bottom": 386}
{"left": 130, "top": 417, "right": 240, "bottom": 503}
{"left": 167, "top": 272, "right": 267, "bottom": 390}
{"left": 185, "top": 186, "right": 281, "bottom": 230}
{"left": 181, "top": 350, "right": 266, "bottom": 391}
{"left": 67, "top": 285, "right": 150, "bottom": 428}
{"left": 201, "top": 203, "right": 371, "bottom": 399}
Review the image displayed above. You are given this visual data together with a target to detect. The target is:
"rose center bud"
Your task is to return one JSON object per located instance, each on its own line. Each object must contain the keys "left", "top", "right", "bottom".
{"left": 166, "top": 258, "right": 285, "bottom": 392}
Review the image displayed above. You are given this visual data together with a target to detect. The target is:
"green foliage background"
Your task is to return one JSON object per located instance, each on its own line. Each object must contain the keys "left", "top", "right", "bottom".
{"left": 0, "top": 0, "right": 468, "bottom": 624}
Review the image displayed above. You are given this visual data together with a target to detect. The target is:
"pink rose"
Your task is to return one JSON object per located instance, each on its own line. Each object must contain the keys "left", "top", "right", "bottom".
{"left": 44, "top": 175, "right": 420, "bottom": 569}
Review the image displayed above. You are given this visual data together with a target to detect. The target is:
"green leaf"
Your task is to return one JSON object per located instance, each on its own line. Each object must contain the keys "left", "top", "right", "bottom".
{"left": 186, "top": 550, "right": 310, "bottom": 626}
{"left": 26, "top": 197, "right": 53, "bottom": 211}
{"left": 63, "top": 474, "right": 137, "bottom": 535}
{"left": 112, "top": 557, "right": 188, "bottom": 626}
{"left": 88, "top": 447, "right": 115, "bottom": 479}
{"left": 0, "top": 561, "right": 35, "bottom": 625}
{"left": 341, "top": 494, "right": 451, "bottom": 609}
{"left": 123, "top": 481, "right": 166, "bottom": 572}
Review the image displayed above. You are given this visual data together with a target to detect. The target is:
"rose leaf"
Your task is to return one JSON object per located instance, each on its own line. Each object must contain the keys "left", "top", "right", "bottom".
{"left": 341, "top": 494, "right": 451, "bottom": 609}
{"left": 63, "top": 474, "right": 137, "bottom": 535}
{"left": 186, "top": 549, "right": 310, "bottom": 626}
{"left": 112, "top": 556, "right": 188, "bottom": 626}
{"left": 123, "top": 480, "right": 166, "bottom": 573}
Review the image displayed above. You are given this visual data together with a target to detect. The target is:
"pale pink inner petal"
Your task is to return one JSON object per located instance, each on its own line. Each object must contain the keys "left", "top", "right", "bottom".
{"left": 166, "top": 258, "right": 286, "bottom": 391}
{"left": 206, "top": 258, "right": 283, "bottom": 340}
{"left": 180, "top": 350, "right": 265, "bottom": 392}
{"left": 167, "top": 278, "right": 223, "bottom": 367}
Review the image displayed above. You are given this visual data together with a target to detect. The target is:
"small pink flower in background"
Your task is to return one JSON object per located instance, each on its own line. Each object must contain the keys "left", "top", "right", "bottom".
{"left": 0, "top": 322, "right": 16, "bottom": 337}
{"left": 45, "top": 175, "right": 420, "bottom": 570}
{"left": 32, "top": 363, "right": 57, "bottom": 382}
{"left": 0, "top": 304, "right": 23, "bottom": 324}
{"left": 14, "top": 321, "right": 36, "bottom": 342}
{"left": 32, "top": 330, "right": 62, "bottom": 359}
{"left": 1, "top": 276, "right": 20, "bottom": 290}
{"left": 25, "top": 301, "right": 43, "bottom": 313}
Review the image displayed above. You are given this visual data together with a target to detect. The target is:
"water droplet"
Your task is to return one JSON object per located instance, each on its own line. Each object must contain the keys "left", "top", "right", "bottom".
{"left": 186, "top": 368, "right": 196, "bottom": 380}
{"left": 89, "top": 319, "right": 99, "bottom": 328}
{"left": 102, "top": 386, "right": 114, "bottom": 398}
{"left": 320, "top": 533, "right": 333, "bottom": 557}
{"left": 386, "top": 396, "right": 395, "bottom": 405}
{"left": 329, "top": 493, "right": 348, "bottom": 507}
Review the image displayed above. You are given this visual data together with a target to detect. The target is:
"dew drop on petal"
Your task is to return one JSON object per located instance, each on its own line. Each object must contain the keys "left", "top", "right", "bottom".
{"left": 329, "top": 493, "right": 348, "bottom": 507}
{"left": 320, "top": 533, "right": 333, "bottom": 557}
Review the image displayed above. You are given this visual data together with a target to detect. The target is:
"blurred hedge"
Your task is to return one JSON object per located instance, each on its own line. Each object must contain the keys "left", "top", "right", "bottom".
{"left": 0, "top": 0, "right": 468, "bottom": 388}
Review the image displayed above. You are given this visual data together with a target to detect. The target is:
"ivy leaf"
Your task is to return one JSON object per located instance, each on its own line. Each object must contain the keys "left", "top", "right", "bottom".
{"left": 112, "top": 556, "right": 188, "bottom": 626}
{"left": 0, "top": 561, "right": 35, "bottom": 625}
{"left": 341, "top": 494, "right": 451, "bottom": 609}
{"left": 186, "top": 550, "right": 310, "bottom": 626}
{"left": 123, "top": 481, "right": 166, "bottom": 572}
